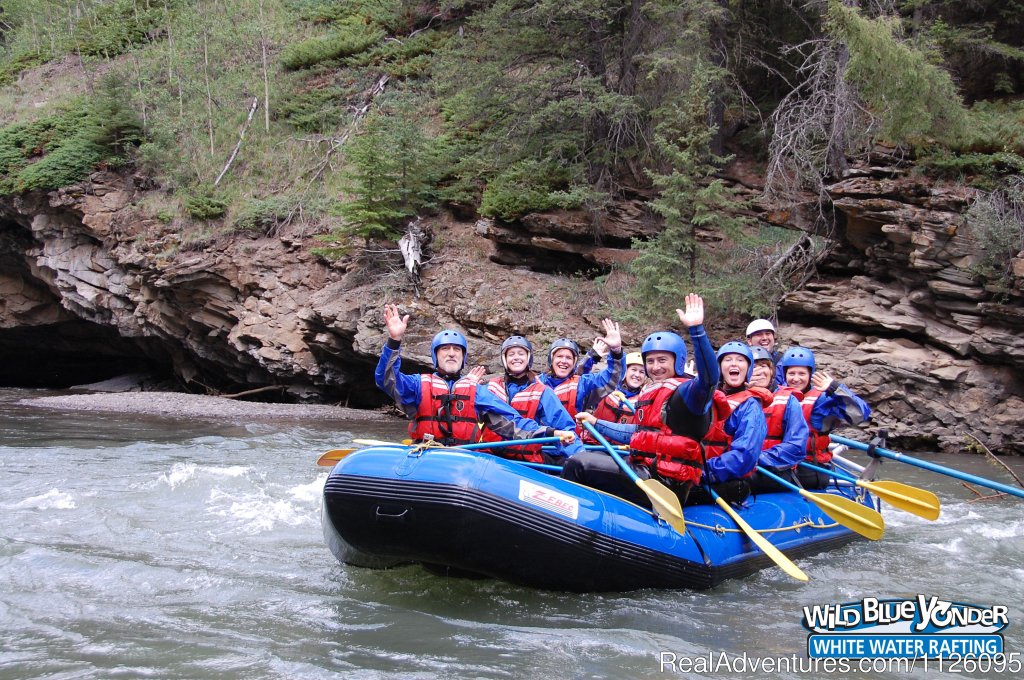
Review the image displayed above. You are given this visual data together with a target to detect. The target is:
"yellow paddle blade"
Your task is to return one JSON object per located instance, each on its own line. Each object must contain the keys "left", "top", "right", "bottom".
{"left": 713, "top": 496, "right": 809, "bottom": 582}
{"left": 804, "top": 490, "right": 885, "bottom": 540}
{"left": 858, "top": 479, "right": 941, "bottom": 521}
{"left": 637, "top": 478, "right": 686, "bottom": 534}
{"left": 316, "top": 448, "right": 357, "bottom": 466}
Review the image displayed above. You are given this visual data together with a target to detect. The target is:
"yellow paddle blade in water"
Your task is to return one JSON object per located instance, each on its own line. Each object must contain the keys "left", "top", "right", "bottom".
{"left": 858, "top": 479, "right": 940, "bottom": 521}
{"left": 712, "top": 495, "right": 809, "bottom": 582}
{"left": 806, "top": 490, "right": 885, "bottom": 541}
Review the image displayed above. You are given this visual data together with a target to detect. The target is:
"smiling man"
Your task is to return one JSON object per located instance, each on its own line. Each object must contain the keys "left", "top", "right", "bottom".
{"left": 566, "top": 294, "right": 754, "bottom": 507}
{"left": 375, "top": 304, "right": 577, "bottom": 452}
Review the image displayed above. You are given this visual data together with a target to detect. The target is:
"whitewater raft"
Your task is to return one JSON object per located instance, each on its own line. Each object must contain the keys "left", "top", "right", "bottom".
{"left": 321, "top": 444, "right": 880, "bottom": 591}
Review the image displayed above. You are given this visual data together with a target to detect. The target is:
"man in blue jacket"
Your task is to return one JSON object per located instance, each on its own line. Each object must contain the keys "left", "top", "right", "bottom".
{"left": 375, "top": 304, "right": 578, "bottom": 453}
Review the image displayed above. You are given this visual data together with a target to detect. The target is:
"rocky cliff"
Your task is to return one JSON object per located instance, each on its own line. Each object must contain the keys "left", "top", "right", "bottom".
{"left": 1, "top": 159, "right": 1022, "bottom": 454}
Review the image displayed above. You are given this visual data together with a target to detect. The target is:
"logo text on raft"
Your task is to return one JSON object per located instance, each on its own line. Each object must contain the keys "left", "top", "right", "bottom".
{"left": 802, "top": 595, "right": 1009, "bottom": 633}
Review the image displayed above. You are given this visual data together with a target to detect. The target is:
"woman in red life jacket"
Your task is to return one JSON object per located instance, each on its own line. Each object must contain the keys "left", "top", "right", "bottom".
{"left": 565, "top": 294, "right": 753, "bottom": 507}
{"left": 479, "top": 335, "right": 583, "bottom": 464}
{"left": 538, "top": 318, "right": 625, "bottom": 425}
{"left": 777, "top": 346, "right": 872, "bottom": 489}
{"left": 374, "top": 304, "right": 577, "bottom": 451}
{"left": 747, "top": 346, "right": 810, "bottom": 494}
{"left": 695, "top": 342, "right": 767, "bottom": 505}
{"left": 581, "top": 352, "right": 646, "bottom": 443}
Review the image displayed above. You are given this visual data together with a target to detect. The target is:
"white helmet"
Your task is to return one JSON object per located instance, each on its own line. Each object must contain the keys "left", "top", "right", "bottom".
{"left": 745, "top": 319, "right": 776, "bottom": 337}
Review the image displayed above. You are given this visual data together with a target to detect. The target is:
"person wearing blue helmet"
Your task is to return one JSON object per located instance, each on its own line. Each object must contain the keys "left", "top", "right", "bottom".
{"left": 478, "top": 335, "right": 583, "bottom": 463}
{"left": 539, "top": 318, "right": 625, "bottom": 424}
{"left": 694, "top": 342, "right": 768, "bottom": 503}
{"left": 375, "top": 304, "right": 578, "bottom": 451}
{"left": 748, "top": 346, "right": 779, "bottom": 392}
{"left": 568, "top": 294, "right": 752, "bottom": 507}
{"left": 777, "top": 346, "right": 872, "bottom": 489}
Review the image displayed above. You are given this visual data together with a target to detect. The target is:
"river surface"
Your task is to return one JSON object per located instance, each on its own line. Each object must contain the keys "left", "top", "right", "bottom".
{"left": 1, "top": 388, "right": 1022, "bottom": 679}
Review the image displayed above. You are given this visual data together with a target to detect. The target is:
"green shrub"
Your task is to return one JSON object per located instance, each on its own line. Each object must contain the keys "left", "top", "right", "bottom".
{"left": 0, "top": 79, "right": 142, "bottom": 194}
{"left": 965, "top": 176, "right": 1024, "bottom": 292}
{"left": 280, "top": 18, "right": 384, "bottom": 70}
{"left": 479, "top": 160, "right": 583, "bottom": 220}
{"left": 283, "top": 0, "right": 353, "bottom": 24}
{"left": 277, "top": 79, "right": 357, "bottom": 133}
{"left": 231, "top": 196, "right": 300, "bottom": 234}
{"left": 956, "top": 101, "right": 1024, "bottom": 155}
{"left": 0, "top": 50, "right": 51, "bottom": 87}
{"left": 917, "top": 151, "right": 1024, "bottom": 187}
{"left": 185, "top": 191, "right": 228, "bottom": 220}
{"left": 73, "top": 0, "right": 177, "bottom": 58}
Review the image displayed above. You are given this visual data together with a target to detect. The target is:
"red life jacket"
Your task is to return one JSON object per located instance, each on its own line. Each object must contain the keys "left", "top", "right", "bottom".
{"left": 629, "top": 378, "right": 705, "bottom": 485}
{"left": 479, "top": 378, "right": 545, "bottom": 462}
{"left": 410, "top": 374, "right": 479, "bottom": 445}
{"left": 763, "top": 387, "right": 803, "bottom": 450}
{"left": 701, "top": 390, "right": 764, "bottom": 478}
{"left": 799, "top": 388, "right": 832, "bottom": 464}
{"left": 582, "top": 390, "right": 637, "bottom": 443}
{"left": 553, "top": 375, "right": 580, "bottom": 419}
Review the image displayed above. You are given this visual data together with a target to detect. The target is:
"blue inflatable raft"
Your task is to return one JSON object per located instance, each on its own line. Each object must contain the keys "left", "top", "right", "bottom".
{"left": 322, "top": 445, "right": 879, "bottom": 591}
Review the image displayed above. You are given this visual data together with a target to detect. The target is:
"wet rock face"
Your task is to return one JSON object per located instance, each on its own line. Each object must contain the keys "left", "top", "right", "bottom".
{"left": 775, "top": 166, "right": 1024, "bottom": 454}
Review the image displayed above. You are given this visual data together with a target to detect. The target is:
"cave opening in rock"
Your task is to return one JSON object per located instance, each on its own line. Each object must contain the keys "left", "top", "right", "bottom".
{"left": 0, "top": 320, "right": 175, "bottom": 389}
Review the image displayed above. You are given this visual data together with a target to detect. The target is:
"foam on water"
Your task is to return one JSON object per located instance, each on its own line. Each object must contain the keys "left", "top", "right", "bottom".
{"left": 7, "top": 489, "right": 77, "bottom": 510}
{"left": 157, "top": 462, "right": 198, "bottom": 489}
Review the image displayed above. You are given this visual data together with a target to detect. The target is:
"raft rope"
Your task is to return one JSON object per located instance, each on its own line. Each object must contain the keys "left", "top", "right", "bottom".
{"left": 690, "top": 516, "right": 841, "bottom": 536}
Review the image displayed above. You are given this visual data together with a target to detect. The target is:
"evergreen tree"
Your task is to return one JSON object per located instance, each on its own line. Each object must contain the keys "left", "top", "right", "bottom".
{"left": 326, "top": 98, "right": 442, "bottom": 246}
{"left": 628, "top": 60, "right": 753, "bottom": 317}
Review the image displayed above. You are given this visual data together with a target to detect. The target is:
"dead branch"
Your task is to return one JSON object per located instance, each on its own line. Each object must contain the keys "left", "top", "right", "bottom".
{"left": 215, "top": 96, "right": 259, "bottom": 186}
{"left": 966, "top": 432, "right": 1024, "bottom": 489}
{"left": 276, "top": 74, "right": 391, "bottom": 234}
{"left": 221, "top": 385, "right": 285, "bottom": 400}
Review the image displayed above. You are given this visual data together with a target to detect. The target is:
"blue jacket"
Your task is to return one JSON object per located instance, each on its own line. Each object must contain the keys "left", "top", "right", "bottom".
{"left": 810, "top": 384, "right": 872, "bottom": 432}
{"left": 759, "top": 393, "right": 809, "bottom": 469}
{"left": 704, "top": 396, "right": 767, "bottom": 484}
{"left": 590, "top": 324, "right": 718, "bottom": 445}
{"left": 374, "top": 340, "right": 578, "bottom": 455}
{"left": 540, "top": 349, "right": 625, "bottom": 413}
{"left": 489, "top": 378, "right": 584, "bottom": 457}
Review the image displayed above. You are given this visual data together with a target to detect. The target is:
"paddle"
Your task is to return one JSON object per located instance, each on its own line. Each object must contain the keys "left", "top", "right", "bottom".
{"left": 800, "top": 461, "right": 940, "bottom": 520}
{"left": 580, "top": 421, "right": 686, "bottom": 534}
{"left": 830, "top": 434, "right": 1024, "bottom": 501}
{"left": 317, "top": 448, "right": 357, "bottom": 466}
{"left": 317, "top": 449, "right": 562, "bottom": 474}
{"left": 353, "top": 436, "right": 565, "bottom": 450}
{"left": 705, "top": 484, "right": 809, "bottom": 582}
{"left": 756, "top": 466, "right": 885, "bottom": 540}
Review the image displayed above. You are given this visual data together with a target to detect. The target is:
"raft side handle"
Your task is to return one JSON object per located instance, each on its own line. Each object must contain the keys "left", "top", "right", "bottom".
{"left": 375, "top": 505, "right": 411, "bottom": 523}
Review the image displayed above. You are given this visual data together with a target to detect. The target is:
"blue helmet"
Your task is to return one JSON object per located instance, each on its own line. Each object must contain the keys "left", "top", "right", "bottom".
{"left": 501, "top": 335, "right": 533, "bottom": 371}
{"left": 750, "top": 346, "right": 774, "bottom": 364}
{"left": 716, "top": 341, "right": 754, "bottom": 381}
{"left": 777, "top": 346, "right": 816, "bottom": 377}
{"left": 547, "top": 338, "right": 580, "bottom": 369}
{"left": 641, "top": 331, "right": 688, "bottom": 376}
{"left": 431, "top": 329, "right": 468, "bottom": 370}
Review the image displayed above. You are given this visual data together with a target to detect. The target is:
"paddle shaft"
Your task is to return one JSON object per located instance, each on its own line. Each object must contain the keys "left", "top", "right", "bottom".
{"left": 831, "top": 435, "right": 1024, "bottom": 500}
{"left": 581, "top": 422, "right": 639, "bottom": 483}
{"left": 706, "top": 484, "right": 809, "bottom": 582}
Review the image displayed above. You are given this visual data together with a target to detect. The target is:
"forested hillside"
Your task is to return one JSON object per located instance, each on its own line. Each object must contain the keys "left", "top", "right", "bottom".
{"left": 1, "top": 0, "right": 1022, "bottom": 319}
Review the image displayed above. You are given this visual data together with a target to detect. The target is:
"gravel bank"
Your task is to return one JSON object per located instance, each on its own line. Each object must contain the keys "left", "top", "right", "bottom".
{"left": 19, "top": 391, "right": 394, "bottom": 422}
